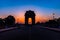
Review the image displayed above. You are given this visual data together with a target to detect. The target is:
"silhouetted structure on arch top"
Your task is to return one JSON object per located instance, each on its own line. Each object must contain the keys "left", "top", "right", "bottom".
{"left": 25, "top": 10, "right": 36, "bottom": 25}
{"left": 4, "top": 15, "right": 15, "bottom": 27}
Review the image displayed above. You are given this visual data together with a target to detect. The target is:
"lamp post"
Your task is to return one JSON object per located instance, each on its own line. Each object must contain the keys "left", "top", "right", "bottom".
{"left": 53, "top": 13, "right": 55, "bottom": 20}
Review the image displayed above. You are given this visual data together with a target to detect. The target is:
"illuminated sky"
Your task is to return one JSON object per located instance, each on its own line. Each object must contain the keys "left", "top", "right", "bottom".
{"left": 0, "top": 0, "right": 60, "bottom": 23}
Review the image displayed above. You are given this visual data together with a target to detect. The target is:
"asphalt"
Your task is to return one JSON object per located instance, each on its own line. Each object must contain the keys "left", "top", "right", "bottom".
{"left": 0, "top": 25, "right": 60, "bottom": 40}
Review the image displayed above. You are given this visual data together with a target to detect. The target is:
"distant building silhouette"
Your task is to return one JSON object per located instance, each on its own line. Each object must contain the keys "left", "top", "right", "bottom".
{"left": 25, "top": 10, "right": 36, "bottom": 25}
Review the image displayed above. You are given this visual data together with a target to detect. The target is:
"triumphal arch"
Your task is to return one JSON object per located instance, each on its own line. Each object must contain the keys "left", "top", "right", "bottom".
{"left": 25, "top": 10, "right": 36, "bottom": 25}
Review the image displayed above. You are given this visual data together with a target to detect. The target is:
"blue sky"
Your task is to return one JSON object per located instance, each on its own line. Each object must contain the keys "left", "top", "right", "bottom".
{"left": 0, "top": 0, "right": 60, "bottom": 23}
{"left": 0, "top": 0, "right": 60, "bottom": 9}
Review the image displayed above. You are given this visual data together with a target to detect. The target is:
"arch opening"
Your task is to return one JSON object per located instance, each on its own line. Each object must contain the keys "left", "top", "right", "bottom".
{"left": 28, "top": 18, "right": 32, "bottom": 24}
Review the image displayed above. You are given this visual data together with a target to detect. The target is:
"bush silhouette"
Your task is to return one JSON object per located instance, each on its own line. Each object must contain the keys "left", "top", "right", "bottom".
{"left": 36, "top": 22, "right": 40, "bottom": 25}
{"left": 44, "top": 20, "right": 59, "bottom": 28}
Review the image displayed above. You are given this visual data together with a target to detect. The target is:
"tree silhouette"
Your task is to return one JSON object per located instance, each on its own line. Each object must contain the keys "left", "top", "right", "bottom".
{"left": 0, "top": 18, "right": 5, "bottom": 28}
{"left": 4, "top": 15, "right": 15, "bottom": 27}
{"left": 57, "top": 18, "right": 60, "bottom": 26}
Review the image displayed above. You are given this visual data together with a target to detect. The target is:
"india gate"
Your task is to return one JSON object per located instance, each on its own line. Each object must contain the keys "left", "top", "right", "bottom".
{"left": 25, "top": 10, "right": 36, "bottom": 25}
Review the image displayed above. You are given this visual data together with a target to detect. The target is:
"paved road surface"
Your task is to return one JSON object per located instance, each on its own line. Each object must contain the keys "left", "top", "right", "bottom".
{"left": 0, "top": 25, "right": 60, "bottom": 40}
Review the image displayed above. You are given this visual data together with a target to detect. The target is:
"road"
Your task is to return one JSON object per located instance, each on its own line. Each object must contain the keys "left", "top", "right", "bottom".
{"left": 0, "top": 25, "right": 60, "bottom": 40}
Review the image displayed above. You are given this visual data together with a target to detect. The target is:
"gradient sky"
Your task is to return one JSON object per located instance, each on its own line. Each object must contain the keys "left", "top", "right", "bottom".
{"left": 0, "top": 0, "right": 60, "bottom": 24}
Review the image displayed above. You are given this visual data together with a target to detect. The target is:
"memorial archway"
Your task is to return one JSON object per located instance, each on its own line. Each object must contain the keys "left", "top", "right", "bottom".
{"left": 25, "top": 10, "right": 36, "bottom": 25}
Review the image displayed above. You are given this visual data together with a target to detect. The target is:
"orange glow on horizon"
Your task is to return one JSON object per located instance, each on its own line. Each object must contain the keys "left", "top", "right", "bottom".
{"left": 15, "top": 15, "right": 49, "bottom": 24}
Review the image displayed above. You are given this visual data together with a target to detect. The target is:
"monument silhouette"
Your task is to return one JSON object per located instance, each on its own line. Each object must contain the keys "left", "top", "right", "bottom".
{"left": 25, "top": 10, "right": 36, "bottom": 25}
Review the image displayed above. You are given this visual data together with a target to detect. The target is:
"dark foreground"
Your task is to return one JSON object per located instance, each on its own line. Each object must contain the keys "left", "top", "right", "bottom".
{"left": 0, "top": 25, "right": 60, "bottom": 40}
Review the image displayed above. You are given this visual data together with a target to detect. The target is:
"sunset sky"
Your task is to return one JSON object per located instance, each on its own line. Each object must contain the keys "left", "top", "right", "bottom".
{"left": 0, "top": 0, "right": 60, "bottom": 24}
